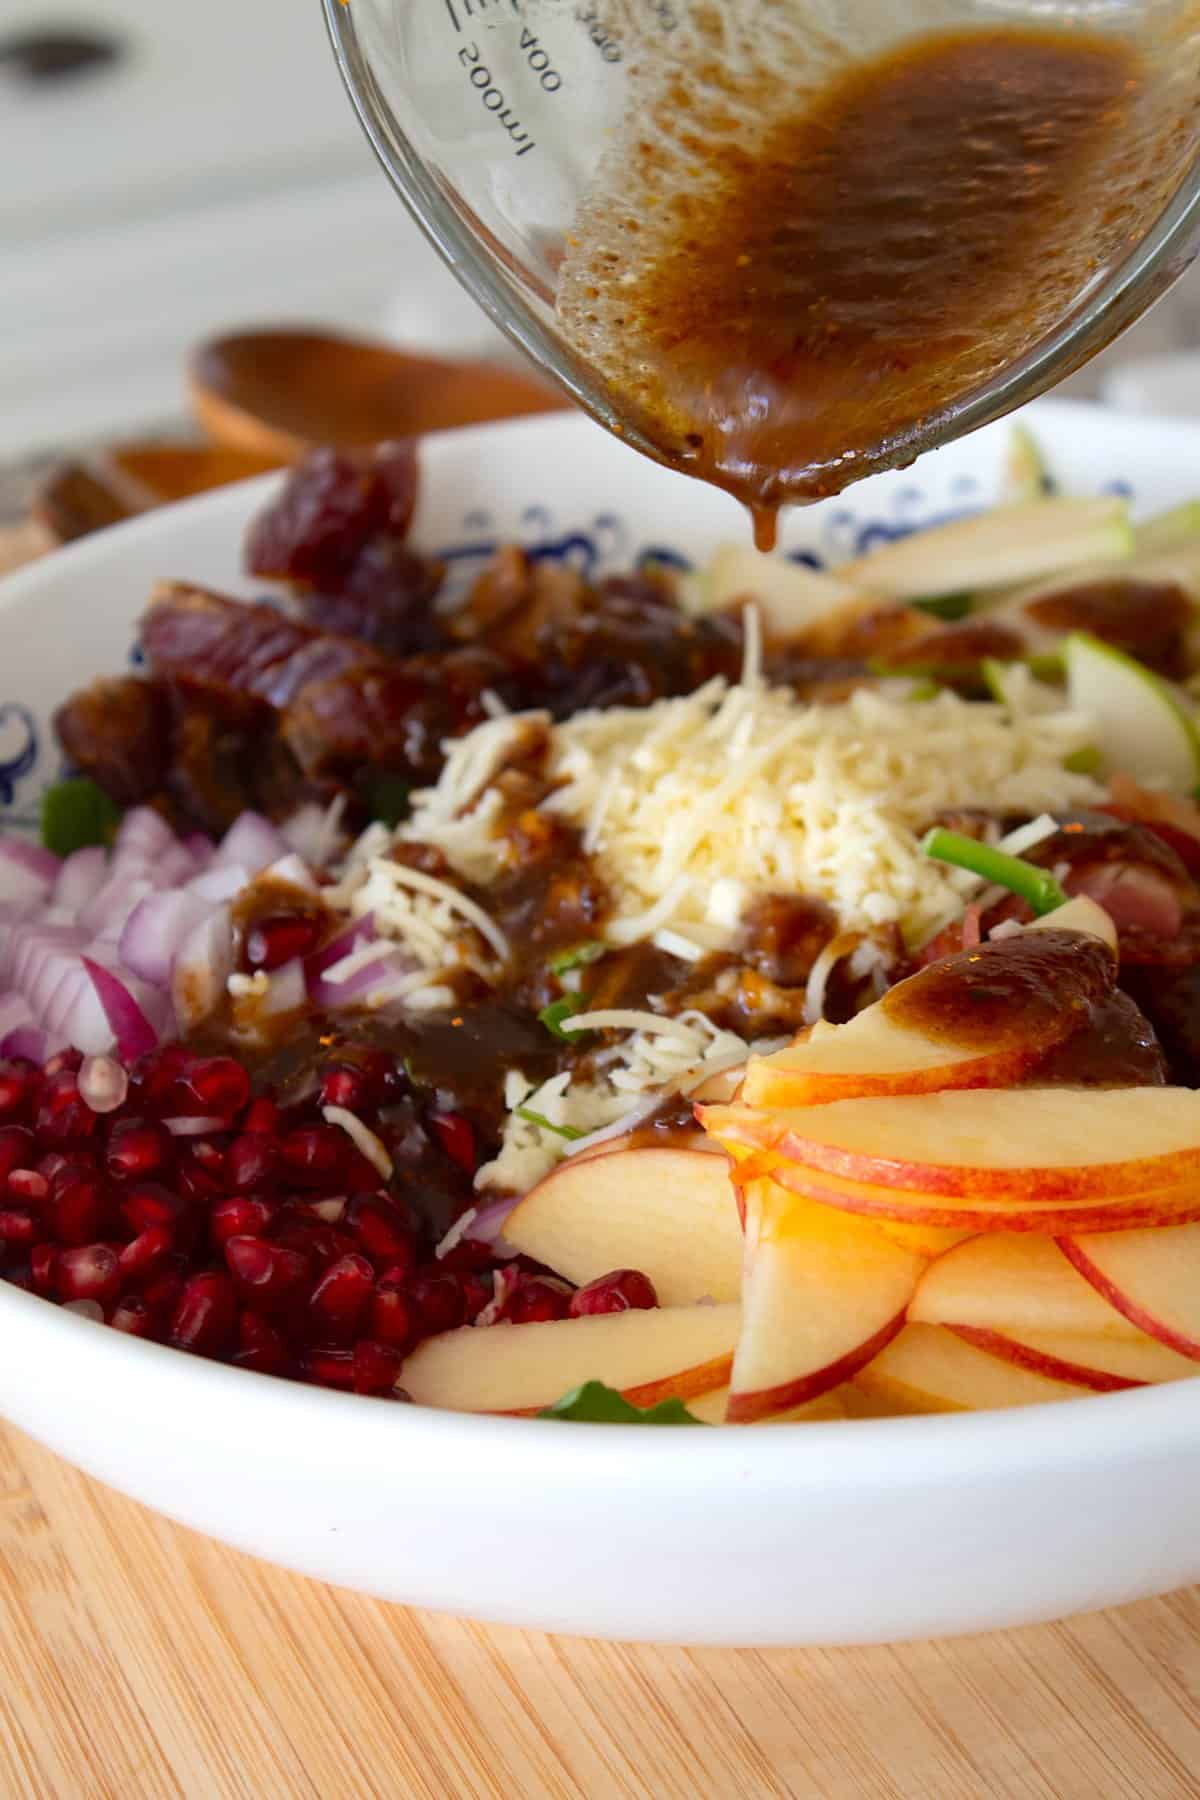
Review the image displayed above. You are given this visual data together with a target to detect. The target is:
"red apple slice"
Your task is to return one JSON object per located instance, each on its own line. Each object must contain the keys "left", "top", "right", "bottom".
{"left": 741, "top": 923, "right": 1115, "bottom": 1108}
{"left": 500, "top": 1145, "right": 742, "bottom": 1304}
{"left": 852, "top": 1323, "right": 1091, "bottom": 1414}
{"left": 701, "top": 1087, "right": 1200, "bottom": 1200}
{"left": 910, "top": 1234, "right": 1142, "bottom": 1337}
{"left": 726, "top": 1179, "right": 924, "bottom": 1423}
{"left": 1059, "top": 1224, "right": 1200, "bottom": 1360}
{"left": 947, "top": 1325, "right": 1198, "bottom": 1391}
{"left": 685, "top": 1386, "right": 851, "bottom": 1424}
{"left": 400, "top": 1303, "right": 740, "bottom": 1415}
{"left": 766, "top": 1157, "right": 1200, "bottom": 1235}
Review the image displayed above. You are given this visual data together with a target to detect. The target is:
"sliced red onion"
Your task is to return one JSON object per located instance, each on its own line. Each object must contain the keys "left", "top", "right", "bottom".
{"left": 114, "top": 806, "right": 176, "bottom": 864}
{"left": 156, "top": 842, "right": 202, "bottom": 886}
{"left": 78, "top": 1053, "right": 129, "bottom": 1113}
{"left": 0, "top": 992, "right": 33, "bottom": 1039}
{"left": 81, "top": 957, "right": 159, "bottom": 1059}
{"left": 119, "top": 889, "right": 213, "bottom": 988}
{"left": 172, "top": 903, "right": 234, "bottom": 1030}
{"left": 469, "top": 1194, "right": 523, "bottom": 1250}
{"left": 215, "top": 812, "right": 287, "bottom": 875}
{"left": 183, "top": 832, "right": 215, "bottom": 868}
{"left": 281, "top": 800, "right": 346, "bottom": 870}
{"left": 41, "top": 963, "right": 114, "bottom": 1055}
{"left": 1, "top": 1025, "right": 48, "bottom": 1063}
{"left": 162, "top": 1114, "right": 226, "bottom": 1136}
{"left": 306, "top": 913, "right": 376, "bottom": 979}
{"left": 0, "top": 839, "right": 59, "bottom": 906}
{"left": 184, "top": 864, "right": 251, "bottom": 904}
{"left": 52, "top": 846, "right": 109, "bottom": 913}
{"left": 308, "top": 944, "right": 409, "bottom": 1011}
{"left": 78, "top": 872, "right": 153, "bottom": 939}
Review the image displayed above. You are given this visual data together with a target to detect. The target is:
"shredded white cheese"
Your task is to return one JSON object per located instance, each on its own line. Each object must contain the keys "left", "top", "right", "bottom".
{"left": 402, "top": 676, "right": 1099, "bottom": 951}
{"left": 321, "top": 1105, "right": 394, "bottom": 1181}
{"left": 475, "top": 1010, "right": 753, "bottom": 1194}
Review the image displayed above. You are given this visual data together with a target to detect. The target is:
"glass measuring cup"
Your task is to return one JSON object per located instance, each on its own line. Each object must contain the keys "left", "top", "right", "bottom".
{"left": 324, "top": 0, "right": 1200, "bottom": 519}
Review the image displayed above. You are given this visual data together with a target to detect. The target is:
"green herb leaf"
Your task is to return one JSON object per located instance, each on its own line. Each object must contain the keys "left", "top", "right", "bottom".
{"left": 905, "top": 677, "right": 942, "bottom": 703}
{"left": 911, "top": 592, "right": 972, "bottom": 621}
{"left": 1063, "top": 746, "right": 1103, "bottom": 775}
{"left": 366, "top": 773, "right": 411, "bottom": 828}
{"left": 40, "top": 778, "right": 121, "bottom": 856}
{"left": 538, "top": 992, "right": 590, "bottom": 1041}
{"left": 538, "top": 1380, "right": 706, "bottom": 1425}
{"left": 514, "top": 1105, "right": 585, "bottom": 1141}
{"left": 548, "top": 940, "right": 607, "bottom": 976}
{"left": 921, "top": 826, "right": 1067, "bottom": 916}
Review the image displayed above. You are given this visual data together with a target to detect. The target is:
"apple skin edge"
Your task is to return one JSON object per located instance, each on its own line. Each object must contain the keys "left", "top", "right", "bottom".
{"left": 1058, "top": 1237, "right": 1200, "bottom": 1361}
{"left": 726, "top": 1308, "right": 909, "bottom": 1424}
{"left": 947, "top": 1325, "right": 1139, "bottom": 1395}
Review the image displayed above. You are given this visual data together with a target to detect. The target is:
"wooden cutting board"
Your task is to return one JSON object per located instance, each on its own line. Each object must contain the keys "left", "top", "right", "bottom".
{"left": 0, "top": 1422, "right": 1196, "bottom": 1798}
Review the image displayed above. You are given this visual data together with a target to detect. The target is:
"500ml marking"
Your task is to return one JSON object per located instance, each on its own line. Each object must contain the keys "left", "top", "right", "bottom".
{"left": 444, "top": 0, "right": 559, "bottom": 156}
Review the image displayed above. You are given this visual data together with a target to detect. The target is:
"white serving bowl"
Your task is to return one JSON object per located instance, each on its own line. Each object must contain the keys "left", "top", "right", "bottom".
{"left": 1, "top": 402, "right": 1198, "bottom": 1646}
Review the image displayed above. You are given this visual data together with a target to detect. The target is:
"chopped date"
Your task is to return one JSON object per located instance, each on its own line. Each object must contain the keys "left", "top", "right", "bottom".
{"left": 245, "top": 442, "right": 422, "bottom": 587}
{"left": 53, "top": 675, "right": 171, "bottom": 807}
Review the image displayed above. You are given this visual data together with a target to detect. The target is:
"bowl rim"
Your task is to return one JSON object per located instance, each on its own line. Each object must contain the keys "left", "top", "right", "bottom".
{"left": 4, "top": 397, "right": 1200, "bottom": 1476}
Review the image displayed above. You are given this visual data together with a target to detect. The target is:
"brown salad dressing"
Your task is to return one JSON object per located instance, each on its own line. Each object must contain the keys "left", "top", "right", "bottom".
{"left": 561, "top": 26, "right": 1163, "bottom": 547}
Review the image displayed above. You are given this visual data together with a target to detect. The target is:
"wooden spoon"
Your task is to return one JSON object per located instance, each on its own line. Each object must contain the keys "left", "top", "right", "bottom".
{"left": 35, "top": 443, "right": 284, "bottom": 545}
{"left": 189, "top": 327, "right": 568, "bottom": 460}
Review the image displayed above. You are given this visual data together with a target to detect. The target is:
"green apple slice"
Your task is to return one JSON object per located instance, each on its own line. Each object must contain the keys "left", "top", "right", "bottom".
{"left": 1134, "top": 500, "right": 1200, "bottom": 558}
{"left": 1002, "top": 424, "right": 1055, "bottom": 504}
{"left": 840, "top": 497, "right": 1132, "bottom": 599}
{"left": 695, "top": 543, "right": 872, "bottom": 637}
{"left": 1064, "top": 630, "right": 1200, "bottom": 792}
{"left": 981, "top": 658, "right": 1060, "bottom": 714}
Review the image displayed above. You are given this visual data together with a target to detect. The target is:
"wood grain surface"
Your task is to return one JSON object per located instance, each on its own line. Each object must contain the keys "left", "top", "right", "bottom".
{"left": 0, "top": 1424, "right": 1196, "bottom": 1798}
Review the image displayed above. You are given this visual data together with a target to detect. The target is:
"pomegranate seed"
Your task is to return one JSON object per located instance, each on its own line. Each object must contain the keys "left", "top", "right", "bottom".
{"left": 0, "top": 1058, "right": 38, "bottom": 1120}
{"left": 209, "top": 1196, "right": 277, "bottom": 1247}
{"left": 303, "top": 1348, "right": 356, "bottom": 1389}
{"left": 368, "top": 1276, "right": 418, "bottom": 1350}
{"left": 279, "top": 1124, "right": 346, "bottom": 1186}
{"left": 110, "top": 1295, "right": 155, "bottom": 1337}
{"left": 106, "top": 1119, "right": 174, "bottom": 1182}
{"left": 176, "top": 1156, "right": 226, "bottom": 1206}
{"left": 43, "top": 1048, "right": 83, "bottom": 1077}
{"left": 169, "top": 1272, "right": 236, "bottom": 1357}
{"left": 142, "top": 1269, "right": 184, "bottom": 1323}
{"left": 131, "top": 1044, "right": 191, "bottom": 1113}
{"left": 0, "top": 1126, "right": 34, "bottom": 1182}
{"left": 176, "top": 1057, "right": 250, "bottom": 1121}
{"left": 319, "top": 1066, "right": 371, "bottom": 1113}
{"left": 39, "top": 1149, "right": 93, "bottom": 1185}
{"left": 308, "top": 1252, "right": 374, "bottom": 1340}
{"left": 0, "top": 1209, "right": 36, "bottom": 1250}
{"left": 234, "top": 1311, "right": 291, "bottom": 1376}
{"left": 224, "top": 1237, "right": 312, "bottom": 1308}
{"left": 36, "top": 1071, "right": 97, "bottom": 1145}
{"left": 439, "top": 1236, "right": 497, "bottom": 1274}
{"left": 225, "top": 1133, "right": 279, "bottom": 1192}
{"left": 118, "top": 1225, "right": 174, "bottom": 1284}
{"left": 119, "top": 1182, "right": 191, "bottom": 1237}
{"left": 347, "top": 1195, "right": 415, "bottom": 1271}
{"left": 505, "top": 1275, "right": 574, "bottom": 1324}
{"left": 274, "top": 1218, "right": 356, "bottom": 1271}
{"left": 7, "top": 1169, "right": 47, "bottom": 1205}
{"left": 352, "top": 1339, "right": 404, "bottom": 1396}
{"left": 429, "top": 1111, "right": 476, "bottom": 1173}
{"left": 30, "top": 1243, "right": 57, "bottom": 1295}
{"left": 244, "top": 913, "right": 320, "bottom": 971}
{"left": 569, "top": 1269, "right": 658, "bottom": 1317}
{"left": 242, "top": 1096, "right": 280, "bottom": 1135}
{"left": 55, "top": 1244, "right": 121, "bottom": 1307}
{"left": 410, "top": 1270, "right": 467, "bottom": 1336}
{"left": 50, "top": 1171, "right": 106, "bottom": 1246}
{"left": 188, "top": 1139, "right": 226, "bottom": 1176}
